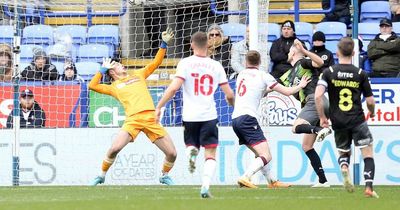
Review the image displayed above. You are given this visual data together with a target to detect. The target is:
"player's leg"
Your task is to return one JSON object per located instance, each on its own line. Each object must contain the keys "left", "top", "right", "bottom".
{"left": 154, "top": 134, "right": 177, "bottom": 185}
{"left": 352, "top": 122, "right": 378, "bottom": 198}
{"left": 91, "top": 130, "right": 133, "bottom": 186}
{"left": 199, "top": 119, "right": 218, "bottom": 198}
{"left": 183, "top": 121, "right": 200, "bottom": 174}
{"left": 302, "top": 134, "right": 329, "bottom": 187}
{"left": 335, "top": 129, "right": 354, "bottom": 192}
{"left": 247, "top": 146, "right": 291, "bottom": 188}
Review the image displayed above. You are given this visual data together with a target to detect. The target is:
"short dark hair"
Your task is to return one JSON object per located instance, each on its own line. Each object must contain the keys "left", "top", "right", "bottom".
{"left": 191, "top": 31, "right": 208, "bottom": 48}
{"left": 338, "top": 37, "right": 354, "bottom": 57}
{"left": 246, "top": 50, "right": 261, "bottom": 66}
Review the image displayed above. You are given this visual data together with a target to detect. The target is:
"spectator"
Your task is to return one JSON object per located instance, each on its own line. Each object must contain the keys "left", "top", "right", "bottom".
{"left": 310, "top": 31, "right": 335, "bottom": 69}
{"left": 358, "top": 37, "right": 372, "bottom": 74}
{"left": 0, "top": 43, "right": 13, "bottom": 82}
{"left": 390, "top": 0, "right": 400, "bottom": 22}
{"left": 58, "top": 60, "right": 84, "bottom": 82}
{"left": 321, "top": 0, "right": 351, "bottom": 26}
{"left": 367, "top": 18, "right": 400, "bottom": 77}
{"left": 20, "top": 48, "right": 58, "bottom": 81}
{"left": 231, "top": 27, "right": 249, "bottom": 77}
{"left": 270, "top": 20, "right": 297, "bottom": 79}
{"left": 207, "top": 24, "right": 234, "bottom": 78}
{"left": 6, "top": 89, "right": 46, "bottom": 128}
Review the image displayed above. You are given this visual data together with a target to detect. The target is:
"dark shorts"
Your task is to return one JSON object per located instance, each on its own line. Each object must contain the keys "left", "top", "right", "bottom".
{"left": 183, "top": 119, "right": 218, "bottom": 148}
{"left": 334, "top": 121, "right": 373, "bottom": 152}
{"left": 298, "top": 94, "right": 329, "bottom": 126}
{"left": 232, "top": 115, "right": 266, "bottom": 146}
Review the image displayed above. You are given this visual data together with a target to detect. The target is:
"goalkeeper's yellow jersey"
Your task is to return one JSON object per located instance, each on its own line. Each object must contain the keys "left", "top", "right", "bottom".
{"left": 89, "top": 48, "right": 166, "bottom": 118}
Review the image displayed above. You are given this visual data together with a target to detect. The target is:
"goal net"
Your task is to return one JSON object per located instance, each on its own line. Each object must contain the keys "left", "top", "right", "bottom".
{"left": 0, "top": 0, "right": 276, "bottom": 186}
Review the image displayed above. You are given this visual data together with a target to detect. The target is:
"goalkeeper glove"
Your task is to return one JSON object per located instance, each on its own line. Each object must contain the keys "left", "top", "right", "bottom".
{"left": 99, "top": 58, "right": 116, "bottom": 74}
{"left": 160, "top": 27, "right": 174, "bottom": 49}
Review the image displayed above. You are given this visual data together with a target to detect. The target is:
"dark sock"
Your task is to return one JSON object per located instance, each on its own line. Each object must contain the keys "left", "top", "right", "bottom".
{"left": 364, "top": 157, "right": 375, "bottom": 190}
{"left": 295, "top": 124, "right": 322, "bottom": 134}
{"left": 338, "top": 154, "right": 350, "bottom": 169}
{"left": 306, "top": 148, "right": 327, "bottom": 183}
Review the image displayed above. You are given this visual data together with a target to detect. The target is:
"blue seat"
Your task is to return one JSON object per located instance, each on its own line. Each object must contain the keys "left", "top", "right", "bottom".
{"left": 52, "top": 61, "right": 65, "bottom": 75}
{"left": 295, "top": 22, "right": 313, "bottom": 44}
{"left": 315, "top": 22, "right": 347, "bottom": 41}
{"left": 75, "top": 61, "right": 101, "bottom": 75}
{"left": 219, "top": 23, "right": 247, "bottom": 42}
{"left": 87, "top": 25, "right": 119, "bottom": 56}
{"left": 56, "top": 25, "right": 87, "bottom": 45}
{"left": 78, "top": 44, "right": 109, "bottom": 63}
{"left": 0, "top": 25, "right": 14, "bottom": 44}
{"left": 19, "top": 62, "right": 31, "bottom": 72}
{"left": 325, "top": 41, "right": 338, "bottom": 59}
{"left": 393, "top": 22, "right": 400, "bottom": 36}
{"left": 360, "top": 1, "right": 391, "bottom": 22}
{"left": 22, "top": 24, "right": 54, "bottom": 46}
{"left": 215, "top": 80, "right": 236, "bottom": 126}
{"left": 20, "top": 44, "right": 43, "bottom": 62}
{"left": 259, "top": 23, "right": 280, "bottom": 42}
{"left": 359, "top": 23, "right": 380, "bottom": 41}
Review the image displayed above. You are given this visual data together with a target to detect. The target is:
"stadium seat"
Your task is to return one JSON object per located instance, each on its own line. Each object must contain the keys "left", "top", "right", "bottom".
{"left": 325, "top": 41, "right": 338, "bottom": 60}
{"left": 0, "top": 25, "right": 14, "bottom": 45}
{"left": 78, "top": 44, "right": 109, "bottom": 63}
{"left": 359, "top": 22, "right": 380, "bottom": 48}
{"left": 393, "top": 22, "right": 400, "bottom": 36}
{"left": 52, "top": 61, "right": 65, "bottom": 75}
{"left": 219, "top": 23, "right": 247, "bottom": 42}
{"left": 56, "top": 25, "right": 87, "bottom": 45}
{"left": 360, "top": 1, "right": 391, "bottom": 22}
{"left": 87, "top": 25, "right": 119, "bottom": 55}
{"left": 22, "top": 24, "right": 54, "bottom": 46}
{"left": 315, "top": 22, "right": 347, "bottom": 41}
{"left": 259, "top": 23, "right": 280, "bottom": 42}
{"left": 295, "top": 22, "right": 313, "bottom": 44}
{"left": 19, "top": 62, "right": 30, "bottom": 72}
{"left": 75, "top": 61, "right": 101, "bottom": 75}
{"left": 20, "top": 44, "right": 43, "bottom": 63}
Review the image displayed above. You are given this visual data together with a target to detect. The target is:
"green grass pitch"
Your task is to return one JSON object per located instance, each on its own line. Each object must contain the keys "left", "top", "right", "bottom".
{"left": 0, "top": 186, "right": 398, "bottom": 210}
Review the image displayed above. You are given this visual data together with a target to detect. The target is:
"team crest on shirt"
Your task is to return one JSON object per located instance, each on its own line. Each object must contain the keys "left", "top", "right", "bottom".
{"left": 321, "top": 55, "right": 328, "bottom": 60}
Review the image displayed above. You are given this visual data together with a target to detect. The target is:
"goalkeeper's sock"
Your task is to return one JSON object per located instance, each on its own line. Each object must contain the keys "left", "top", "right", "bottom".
{"left": 101, "top": 157, "right": 115, "bottom": 176}
{"left": 294, "top": 124, "right": 322, "bottom": 134}
{"left": 260, "top": 164, "right": 276, "bottom": 184}
{"left": 162, "top": 160, "right": 174, "bottom": 175}
{"left": 363, "top": 157, "right": 375, "bottom": 190}
{"left": 306, "top": 149, "right": 327, "bottom": 183}
{"left": 201, "top": 158, "right": 217, "bottom": 191}
{"left": 244, "top": 156, "right": 268, "bottom": 178}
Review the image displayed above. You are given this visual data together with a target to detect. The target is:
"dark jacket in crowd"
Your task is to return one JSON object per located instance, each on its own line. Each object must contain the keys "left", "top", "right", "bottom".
{"left": 209, "top": 38, "right": 234, "bottom": 78}
{"left": 21, "top": 60, "right": 58, "bottom": 81}
{"left": 322, "top": 0, "right": 351, "bottom": 21}
{"left": 270, "top": 35, "right": 297, "bottom": 79}
{"left": 367, "top": 32, "right": 400, "bottom": 73}
{"left": 6, "top": 102, "right": 46, "bottom": 128}
{"left": 310, "top": 45, "right": 335, "bottom": 70}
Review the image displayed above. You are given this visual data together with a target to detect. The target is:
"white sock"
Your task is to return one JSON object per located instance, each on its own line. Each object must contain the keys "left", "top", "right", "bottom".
{"left": 260, "top": 164, "right": 276, "bottom": 184}
{"left": 201, "top": 158, "right": 217, "bottom": 190}
{"left": 244, "top": 157, "right": 266, "bottom": 178}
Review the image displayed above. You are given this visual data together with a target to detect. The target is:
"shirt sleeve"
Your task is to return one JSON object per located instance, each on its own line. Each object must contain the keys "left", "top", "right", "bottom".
{"left": 138, "top": 48, "right": 167, "bottom": 79}
{"left": 301, "top": 58, "right": 314, "bottom": 70}
{"left": 174, "top": 60, "right": 186, "bottom": 81}
{"left": 361, "top": 71, "right": 373, "bottom": 97}
{"left": 317, "top": 68, "right": 329, "bottom": 87}
{"left": 88, "top": 73, "right": 114, "bottom": 96}
{"left": 262, "top": 71, "right": 278, "bottom": 89}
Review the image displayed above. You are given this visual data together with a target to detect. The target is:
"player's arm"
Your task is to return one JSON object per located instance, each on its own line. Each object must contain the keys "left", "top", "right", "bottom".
{"left": 270, "top": 75, "right": 310, "bottom": 96}
{"left": 220, "top": 83, "right": 235, "bottom": 106}
{"left": 315, "top": 71, "right": 329, "bottom": 128}
{"left": 155, "top": 77, "right": 184, "bottom": 122}
{"left": 361, "top": 72, "right": 376, "bottom": 118}
{"left": 88, "top": 58, "right": 115, "bottom": 95}
{"left": 142, "top": 28, "right": 174, "bottom": 78}
{"left": 294, "top": 39, "right": 324, "bottom": 68}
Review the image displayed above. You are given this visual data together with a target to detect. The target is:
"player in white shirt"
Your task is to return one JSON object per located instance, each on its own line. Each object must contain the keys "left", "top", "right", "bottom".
{"left": 233, "top": 50, "right": 310, "bottom": 188}
{"left": 156, "top": 31, "right": 235, "bottom": 198}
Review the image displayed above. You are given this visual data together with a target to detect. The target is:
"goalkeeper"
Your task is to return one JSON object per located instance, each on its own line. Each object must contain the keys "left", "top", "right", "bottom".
{"left": 89, "top": 28, "right": 177, "bottom": 186}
